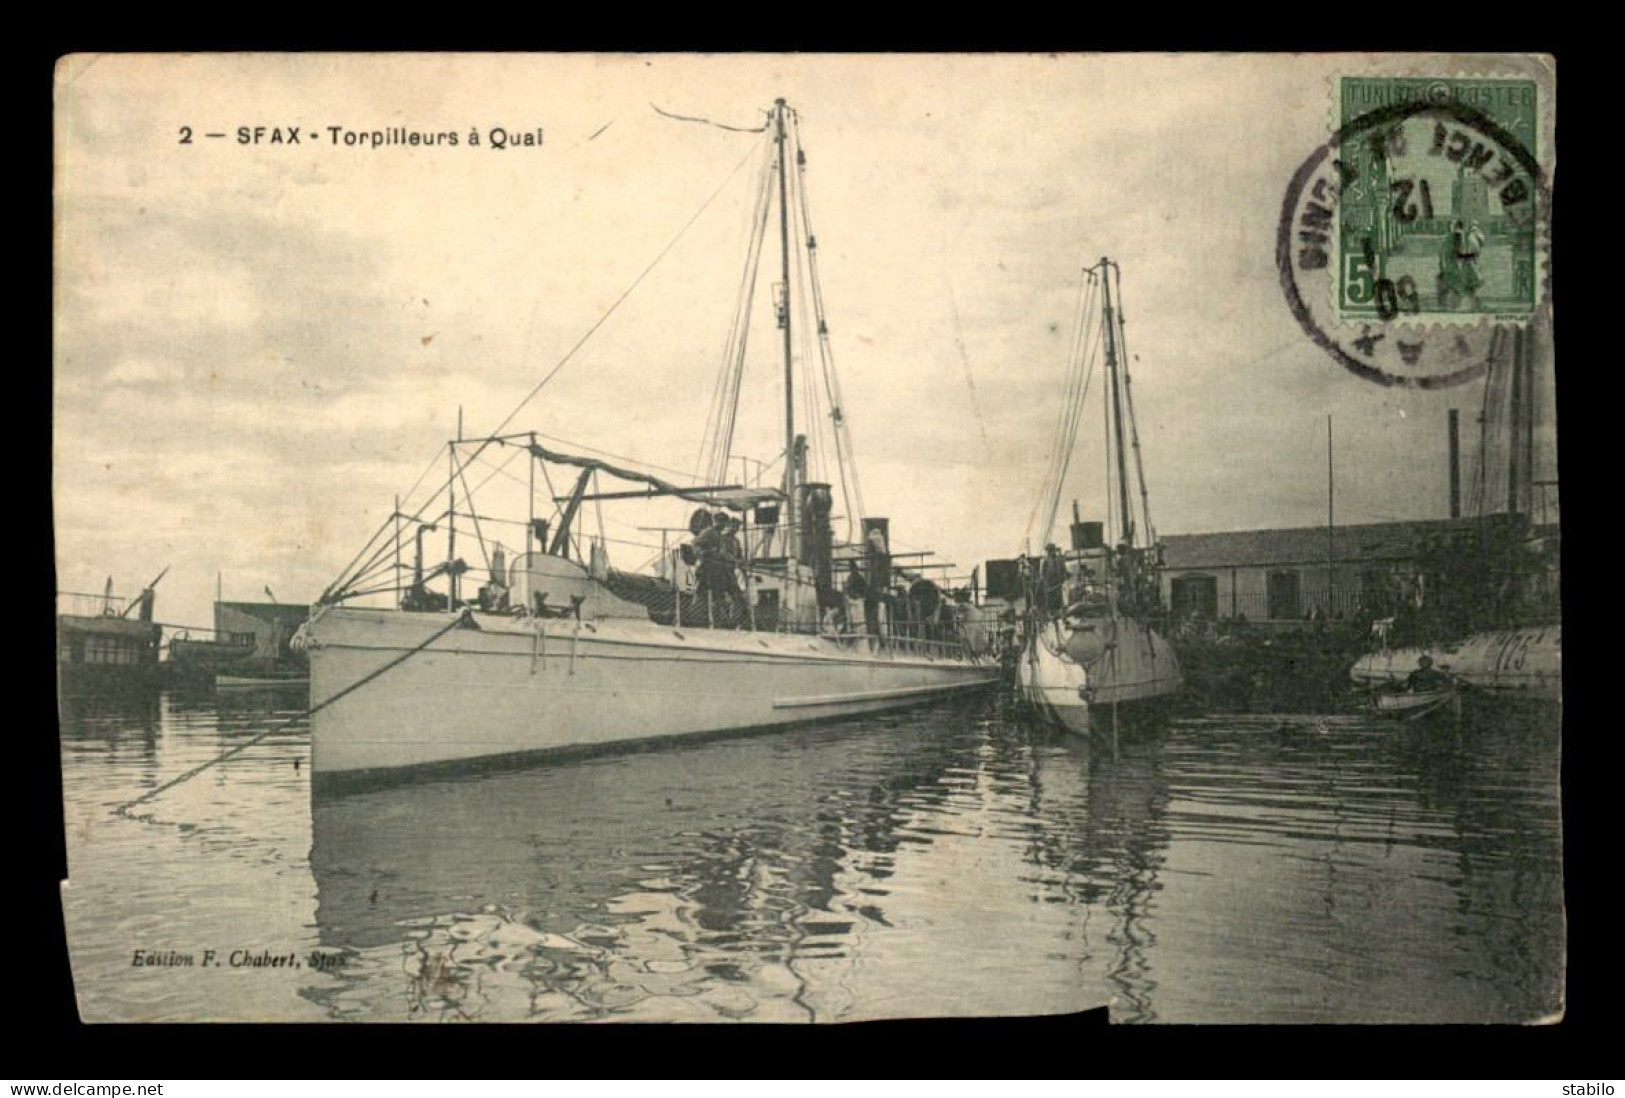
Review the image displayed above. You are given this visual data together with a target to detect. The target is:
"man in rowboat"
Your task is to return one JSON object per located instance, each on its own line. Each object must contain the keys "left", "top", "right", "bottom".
{"left": 1405, "top": 654, "right": 1452, "bottom": 692}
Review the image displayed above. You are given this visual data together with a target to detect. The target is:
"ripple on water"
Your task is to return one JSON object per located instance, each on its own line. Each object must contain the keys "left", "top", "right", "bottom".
{"left": 62, "top": 692, "right": 1562, "bottom": 1023}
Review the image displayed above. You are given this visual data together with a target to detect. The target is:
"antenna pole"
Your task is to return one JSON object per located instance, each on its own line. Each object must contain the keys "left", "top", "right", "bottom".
{"left": 447, "top": 442, "right": 458, "bottom": 607}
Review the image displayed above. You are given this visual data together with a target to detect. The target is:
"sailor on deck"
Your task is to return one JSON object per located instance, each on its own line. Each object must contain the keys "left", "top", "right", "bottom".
{"left": 690, "top": 509, "right": 745, "bottom": 626}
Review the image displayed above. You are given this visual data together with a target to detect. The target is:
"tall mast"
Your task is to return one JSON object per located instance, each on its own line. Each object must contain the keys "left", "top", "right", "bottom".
{"left": 774, "top": 98, "right": 795, "bottom": 527}
{"left": 1522, "top": 326, "right": 1538, "bottom": 522}
{"left": 1327, "top": 414, "right": 1336, "bottom": 612}
{"left": 1100, "top": 257, "right": 1134, "bottom": 547}
{"left": 1506, "top": 328, "right": 1523, "bottom": 519}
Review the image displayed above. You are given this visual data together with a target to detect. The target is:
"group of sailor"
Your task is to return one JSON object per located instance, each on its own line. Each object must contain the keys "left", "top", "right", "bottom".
{"left": 679, "top": 506, "right": 960, "bottom": 640}
{"left": 685, "top": 508, "right": 748, "bottom": 620}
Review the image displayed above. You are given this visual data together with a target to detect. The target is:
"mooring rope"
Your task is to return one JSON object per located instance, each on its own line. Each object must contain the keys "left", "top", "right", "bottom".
{"left": 113, "top": 609, "right": 476, "bottom": 818}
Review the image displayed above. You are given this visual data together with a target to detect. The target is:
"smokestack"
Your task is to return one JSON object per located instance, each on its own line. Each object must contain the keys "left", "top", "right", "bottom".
{"left": 1448, "top": 408, "right": 1462, "bottom": 519}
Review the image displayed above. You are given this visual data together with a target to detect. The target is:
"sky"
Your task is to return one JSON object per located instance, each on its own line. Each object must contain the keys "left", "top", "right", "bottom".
{"left": 53, "top": 53, "right": 1558, "bottom": 633}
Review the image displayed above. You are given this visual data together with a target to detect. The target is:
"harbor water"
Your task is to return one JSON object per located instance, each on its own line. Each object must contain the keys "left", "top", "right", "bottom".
{"left": 60, "top": 689, "right": 1564, "bottom": 1024}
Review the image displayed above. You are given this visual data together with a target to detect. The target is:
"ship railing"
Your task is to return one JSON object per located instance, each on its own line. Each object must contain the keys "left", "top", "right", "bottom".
{"left": 57, "top": 591, "right": 130, "bottom": 617}
{"left": 816, "top": 631, "right": 969, "bottom": 661}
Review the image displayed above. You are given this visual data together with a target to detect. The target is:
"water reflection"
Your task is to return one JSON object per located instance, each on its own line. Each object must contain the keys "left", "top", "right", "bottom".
{"left": 62, "top": 688, "right": 1562, "bottom": 1023}
{"left": 307, "top": 708, "right": 1018, "bottom": 1022}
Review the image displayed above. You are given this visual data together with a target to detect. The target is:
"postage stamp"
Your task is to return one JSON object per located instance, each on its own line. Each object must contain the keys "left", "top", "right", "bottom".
{"left": 1335, "top": 77, "right": 1540, "bottom": 323}
{"left": 1278, "top": 63, "right": 1553, "bottom": 389}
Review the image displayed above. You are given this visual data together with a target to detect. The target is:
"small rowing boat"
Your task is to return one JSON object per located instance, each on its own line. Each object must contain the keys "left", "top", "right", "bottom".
{"left": 216, "top": 673, "right": 309, "bottom": 689}
{"left": 1372, "top": 683, "right": 1461, "bottom": 721}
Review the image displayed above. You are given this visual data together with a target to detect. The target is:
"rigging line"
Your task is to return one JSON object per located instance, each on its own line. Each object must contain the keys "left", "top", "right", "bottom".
{"left": 1045, "top": 276, "right": 1097, "bottom": 536}
{"left": 453, "top": 453, "right": 496, "bottom": 579}
{"left": 340, "top": 557, "right": 404, "bottom": 603}
{"left": 332, "top": 580, "right": 423, "bottom": 601}
{"left": 943, "top": 260, "right": 994, "bottom": 465}
{"left": 347, "top": 532, "right": 430, "bottom": 588}
{"left": 699, "top": 136, "right": 775, "bottom": 482}
{"left": 535, "top": 456, "right": 563, "bottom": 530}
{"left": 464, "top": 439, "right": 529, "bottom": 501}
{"left": 696, "top": 149, "right": 754, "bottom": 480}
{"left": 479, "top": 141, "right": 762, "bottom": 452}
{"left": 463, "top": 449, "right": 530, "bottom": 498}
{"left": 790, "top": 183, "right": 825, "bottom": 487}
{"left": 531, "top": 430, "right": 697, "bottom": 482}
{"left": 794, "top": 200, "right": 839, "bottom": 512}
{"left": 440, "top": 516, "right": 664, "bottom": 554}
{"left": 321, "top": 509, "right": 402, "bottom": 604}
{"left": 393, "top": 446, "right": 454, "bottom": 535}
{"left": 1026, "top": 270, "right": 1092, "bottom": 543}
{"left": 1035, "top": 272, "right": 1102, "bottom": 548}
{"left": 651, "top": 102, "right": 770, "bottom": 134}
{"left": 809, "top": 209, "right": 864, "bottom": 525}
{"left": 1043, "top": 270, "right": 1094, "bottom": 499}
{"left": 786, "top": 128, "right": 821, "bottom": 488}
{"left": 1063, "top": 276, "right": 1103, "bottom": 461}
{"left": 1062, "top": 280, "right": 1106, "bottom": 511}
{"left": 1110, "top": 262, "right": 1156, "bottom": 546}
{"left": 710, "top": 136, "right": 776, "bottom": 485}
{"left": 791, "top": 112, "right": 864, "bottom": 531}
{"left": 329, "top": 148, "right": 756, "bottom": 602}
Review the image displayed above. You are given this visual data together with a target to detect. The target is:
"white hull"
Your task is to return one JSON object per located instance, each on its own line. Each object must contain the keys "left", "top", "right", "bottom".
{"left": 1016, "top": 616, "right": 1183, "bottom": 735}
{"left": 303, "top": 608, "right": 997, "bottom": 788}
{"left": 1349, "top": 623, "right": 1560, "bottom": 704}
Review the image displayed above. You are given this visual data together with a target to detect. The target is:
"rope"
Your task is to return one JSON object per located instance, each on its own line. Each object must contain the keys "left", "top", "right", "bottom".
{"left": 699, "top": 134, "right": 775, "bottom": 485}
{"left": 324, "top": 141, "right": 765, "bottom": 604}
{"left": 944, "top": 262, "right": 994, "bottom": 465}
{"left": 1031, "top": 268, "right": 1103, "bottom": 549}
{"left": 1024, "top": 272, "right": 1090, "bottom": 546}
{"left": 792, "top": 111, "right": 866, "bottom": 535}
{"left": 483, "top": 141, "right": 762, "bottom": 445}
{"left": 113, "top": 609, "right": 476, "bottom": 818}
{"left": 652, "top": 103, "right": 769, "bottom": 134}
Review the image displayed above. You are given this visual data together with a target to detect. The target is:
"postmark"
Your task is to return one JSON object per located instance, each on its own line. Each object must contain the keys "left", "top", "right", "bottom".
{"left": 1278, "top": 75, "right": 1552, "bottom": 388}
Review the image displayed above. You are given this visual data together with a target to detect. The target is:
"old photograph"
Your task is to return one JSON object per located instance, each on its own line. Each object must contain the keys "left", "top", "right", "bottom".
{"left": 53, "top": 52, "right": 1560, "bottom": 1023}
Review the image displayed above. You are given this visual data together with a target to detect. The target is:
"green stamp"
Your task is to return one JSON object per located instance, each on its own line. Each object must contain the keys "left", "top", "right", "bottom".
{"left": 1337, "top": 77, "right": 1540, "bottom": 321}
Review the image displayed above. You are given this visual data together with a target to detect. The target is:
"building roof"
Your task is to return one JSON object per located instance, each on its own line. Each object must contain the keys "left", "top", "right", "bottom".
{"left": 1162, "top": 518, "right": 1481, "bottom": 570}
{"left": 57, "top": 614, "right": 161, "bottom": 638}
{"left": 217, "top": 601, "right": 310, "bottom": 617}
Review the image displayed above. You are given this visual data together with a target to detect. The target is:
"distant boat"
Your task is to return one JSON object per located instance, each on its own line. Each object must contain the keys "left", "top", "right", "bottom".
{"left": 1349, "top": 327, "right": 1560, "bottom": 706}
{"left": 56, "top": 569, "right": 167, "bottom": 698}
{"left": 166, "top": 634, "right": 258, "bottom": 689}
{"left": 216, "top": 672, "right": 310, "bottom": 689}
{"left": 296, "top": 98, "right": 998, "bottom": 792}
{"left": 1353, "top": 623, "right": 1559, "bottom": 705}
{"left": 1014, "top": 259, "right": 1183, "bottom": 736}
{"left": 172, "top": 592, "right": 311, "bottom": 690}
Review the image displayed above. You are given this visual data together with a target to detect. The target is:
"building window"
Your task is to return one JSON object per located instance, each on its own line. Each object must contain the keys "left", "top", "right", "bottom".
{"left": 82, "top": 636, "right": 140, "bottom": 665}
